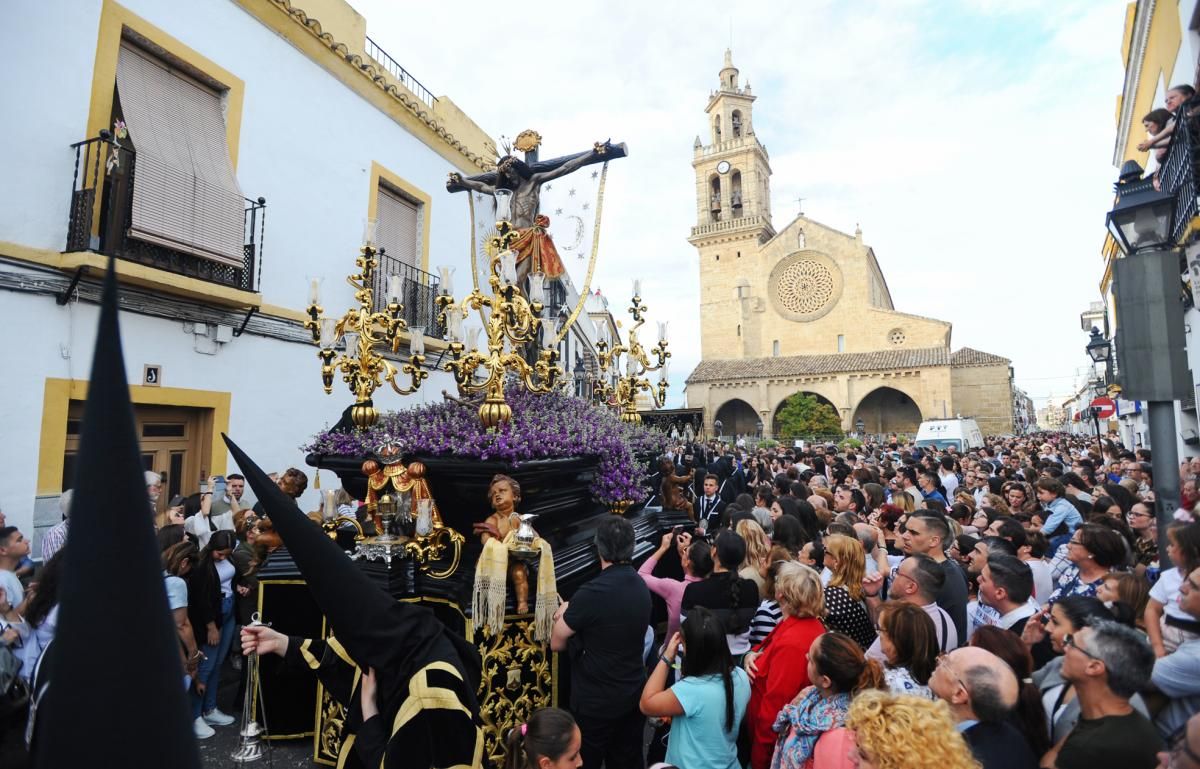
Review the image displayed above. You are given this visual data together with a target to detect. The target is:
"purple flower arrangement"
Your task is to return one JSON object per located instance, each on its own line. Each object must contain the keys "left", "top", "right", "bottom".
{"left": 303, "top": 389, "right": 668, "bottom": 504}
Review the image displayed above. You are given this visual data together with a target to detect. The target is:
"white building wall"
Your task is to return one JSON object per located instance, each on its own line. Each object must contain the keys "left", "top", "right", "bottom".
{"left": 0, "top": 0, "right": 491, "bottom": 542}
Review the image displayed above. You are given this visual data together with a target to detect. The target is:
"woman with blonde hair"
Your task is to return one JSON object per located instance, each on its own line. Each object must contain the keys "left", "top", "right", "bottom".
{"left": 737, "top": 518, "right": 772, "bottom": 599}
{"left": 891, "top": 490, "right": 915, "bottom": 514}
{"left": 983, "top": 494, "right": 1011, "bottom": 516}
{"left": 743, "top": 562, "right": 827, "bottom": 769}
{"left": 845, "top": 690, "right": 980, "bottom": 769}
{"left": 821, "top": 534, "right": 875, "bottom": 649}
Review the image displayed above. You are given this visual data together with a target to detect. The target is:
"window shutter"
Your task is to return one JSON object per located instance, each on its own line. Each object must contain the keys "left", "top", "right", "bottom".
{"left": 376, "top": 186, "right": 419, "bottom": 268}
{"left": 116, "top": 44, "right": 245, "bottom": 267}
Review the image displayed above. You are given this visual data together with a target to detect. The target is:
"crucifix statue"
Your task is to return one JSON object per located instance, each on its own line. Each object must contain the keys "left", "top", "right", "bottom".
{"left": 447, "top": 130, "right": 628, "bottom": 291}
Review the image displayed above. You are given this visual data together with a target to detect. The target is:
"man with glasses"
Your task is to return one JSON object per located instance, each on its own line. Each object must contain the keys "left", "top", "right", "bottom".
{"left": 1150, "top": 566, "right": 1200, "bottom": 737}
{"left": 928, "top": 646, "right": 1035, "bottom": 769}
{"left": 1049, "top": 621, "right": 1162, "bottom": 769}
{"left": 864, "top": 553, "right": 957, "bottom": 658}
{"left": 1128, "top": 502, "right": 1159, "bottom": 575}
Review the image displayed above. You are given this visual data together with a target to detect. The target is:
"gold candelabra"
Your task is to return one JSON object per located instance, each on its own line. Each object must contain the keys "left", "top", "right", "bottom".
{"left": 435, "top": 190, "right": 563, "bottom": 428}
{"left": 303, "top": 235, "right": 428, "bottom": 429}
{"left": 593, "top": 283, "right": 670, "bottom": 423}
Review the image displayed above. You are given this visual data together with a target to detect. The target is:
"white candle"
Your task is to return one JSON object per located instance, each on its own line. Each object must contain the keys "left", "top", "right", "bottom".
{"left": 308, "top": 278, "right": 320, "bottom": 306}
{"left": 437, "top": 265, "right": 455, "bottom": 296}
{"left": 466, "top": 327, "right": 481, "bottom": 350}
{"left": 446, "top": 306, "right": 463, "bottom": 342}
{"left": 343, "top": 331, "right": 359, "bottom": 352}
{"left": 363, "top": 218, "right": 377, "bottom": 248}
{"left": 323, "top": 489, "right": 336, "bottom": 520}
{"left": 657, "top": 320, "right": 669, "bottom": 343}
{"left": 633, "top": 278, "right": 642, "bottom": 297}
{"left": 319, "top": 318, "right": 337, "bottom": 348}
{"left": 388, "top": 275, "right": 402, "bottom": 304}
{"left": 594, "top": 321, "right": 608, "bottom": 345}
{"left": 660, "top": 359, "right": 670, "bottom": 383}
{"left": 409, "top": 328, "right": 425, "bottom": 356}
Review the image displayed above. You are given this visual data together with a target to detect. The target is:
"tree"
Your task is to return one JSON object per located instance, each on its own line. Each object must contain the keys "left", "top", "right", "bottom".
{"left": 775, "top": 393, "right": 844, "bottom": 439}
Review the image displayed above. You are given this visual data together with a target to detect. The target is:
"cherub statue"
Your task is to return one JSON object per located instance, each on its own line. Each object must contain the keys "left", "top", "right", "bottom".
{"left": 473, "top": 474, "right": 531, "bottom": 613}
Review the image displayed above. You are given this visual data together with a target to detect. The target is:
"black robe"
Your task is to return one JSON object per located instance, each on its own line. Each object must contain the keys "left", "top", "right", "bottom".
{"left": 287, "top": 634, "right": 483, "bottom": 769}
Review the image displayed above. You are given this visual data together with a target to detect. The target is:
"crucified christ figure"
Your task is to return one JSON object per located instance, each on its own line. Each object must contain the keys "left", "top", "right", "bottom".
{"left": 447, "top": 137, "right": 627, "bottom": 291}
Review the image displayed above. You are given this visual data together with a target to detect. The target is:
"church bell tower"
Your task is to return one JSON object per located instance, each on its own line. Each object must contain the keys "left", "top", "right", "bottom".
{"left": 689, "top": 50, "right": 775, "bottom": 359}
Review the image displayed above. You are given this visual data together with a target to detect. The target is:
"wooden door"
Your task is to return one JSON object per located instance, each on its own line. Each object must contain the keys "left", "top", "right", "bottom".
{"left": 63, "top": 402, "right": 209, "bottom": 516}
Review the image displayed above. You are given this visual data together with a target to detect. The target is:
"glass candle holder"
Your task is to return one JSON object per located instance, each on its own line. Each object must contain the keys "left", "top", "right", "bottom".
{"left": 499, "top": 250, "right": 517, "bottom": 285}
{"left": 416, "top": 498, "right": 434, "bottom": 536}
{"left": 437, "top": 265, "right": 455, "bottom": 296}
{"left": 494, "top": 189, "right": 513, "bottom": 222}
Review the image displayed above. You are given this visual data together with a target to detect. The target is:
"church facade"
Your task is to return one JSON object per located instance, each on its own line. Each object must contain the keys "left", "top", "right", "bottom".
{"left": 684, "top": 52, "right": 1015, "bottom": 438}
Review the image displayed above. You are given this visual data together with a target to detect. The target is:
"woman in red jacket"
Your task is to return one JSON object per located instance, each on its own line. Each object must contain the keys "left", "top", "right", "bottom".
{"left": 743, "top": 562, "right": 827, "bottom": 769}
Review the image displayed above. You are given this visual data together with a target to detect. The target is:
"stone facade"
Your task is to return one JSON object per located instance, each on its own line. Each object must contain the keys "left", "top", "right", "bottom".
{"left": 684, "top": 52, "right": 1013, "bottom": 437}
{"left": 949, "top": 349, "right": 1016, "bottom": 435}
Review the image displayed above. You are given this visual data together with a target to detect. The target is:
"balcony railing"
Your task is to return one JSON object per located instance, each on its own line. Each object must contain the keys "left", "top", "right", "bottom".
{"left": 66, "top": 133, "right": 265, "bottom": 293}
{"left": 370, "top": 252, "right": 444, "bottom": 336}
{"left": 365, "top": 37, "right": 437, "bottom": 110}
{"left": 1157, "top": 102, "right": 1200, "bottom": 245}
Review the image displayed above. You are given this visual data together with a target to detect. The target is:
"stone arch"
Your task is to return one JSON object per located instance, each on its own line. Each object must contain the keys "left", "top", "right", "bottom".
{"left": 851, "top": 386, "right": 922, "bottom": 436}
{"left": 772, "top": 392, "right": 840, "bottom": 438}
{"left": 714, "top": 398, "right": 759, "bottom": 437}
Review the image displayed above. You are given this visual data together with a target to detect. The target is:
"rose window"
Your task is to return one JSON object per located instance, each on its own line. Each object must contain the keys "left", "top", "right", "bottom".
{"left": 888, "top": 329, "right": 906, "bottom": 346}
{"left": 776, "top": 260, "right": 834, "bottom": 315}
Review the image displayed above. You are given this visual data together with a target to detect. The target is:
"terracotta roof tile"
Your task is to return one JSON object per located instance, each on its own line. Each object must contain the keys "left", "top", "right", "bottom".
{"left": 686, "top": 347, "right": 950, "bottom": 384}
{"left": 951, "top": 347, "right": 1010, "bottom": 367}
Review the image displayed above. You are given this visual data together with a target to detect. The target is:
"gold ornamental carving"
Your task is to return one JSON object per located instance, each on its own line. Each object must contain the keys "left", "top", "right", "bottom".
{"left": 314, "top": 687, "right": 346, "bottom": 766}
{"left": 477, "top": 616, "right": 554, "bottom": 768}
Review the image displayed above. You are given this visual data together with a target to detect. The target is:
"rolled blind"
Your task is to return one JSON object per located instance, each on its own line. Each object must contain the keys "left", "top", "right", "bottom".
{"left": 116, "top": 44, "right": 245, "bottom": 267}
{"left": 376, "top": 186, "right": 419, "bottom": 268}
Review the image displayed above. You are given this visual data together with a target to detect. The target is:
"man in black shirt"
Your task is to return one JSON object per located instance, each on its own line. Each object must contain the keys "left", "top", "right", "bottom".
{"left": 551, "top": 516, "right": 651, "bottom": 769}
{"left": 1050, "top": 621, "right": 1161, "bottom": 769}
{"left": 901, "top": 513, "right": 968, "bottom": 642}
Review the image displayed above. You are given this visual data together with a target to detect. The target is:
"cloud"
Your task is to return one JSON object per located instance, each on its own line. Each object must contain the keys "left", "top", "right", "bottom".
{"left": 352, "top": 0, "right": 1129, "bottom": 409}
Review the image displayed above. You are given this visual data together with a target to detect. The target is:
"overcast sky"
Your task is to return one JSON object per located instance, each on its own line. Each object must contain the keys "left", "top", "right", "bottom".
{"left": 354, "top": 0, "right": 1130, "bottom": 409}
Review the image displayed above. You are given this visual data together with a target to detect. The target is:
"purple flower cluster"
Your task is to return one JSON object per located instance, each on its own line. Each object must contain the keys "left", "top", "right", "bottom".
{"left": 302, "top": 390, "right": 668, "bottom": 504}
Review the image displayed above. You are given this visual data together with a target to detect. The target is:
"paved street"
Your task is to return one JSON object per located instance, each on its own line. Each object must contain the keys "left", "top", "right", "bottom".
{"left": 199, "top": 661, "right": 312, "bottom": 768}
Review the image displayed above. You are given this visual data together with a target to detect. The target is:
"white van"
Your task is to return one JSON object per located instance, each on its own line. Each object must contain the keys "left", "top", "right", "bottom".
{"left": 914, "top": 418, "right": 985, "bottom": 452}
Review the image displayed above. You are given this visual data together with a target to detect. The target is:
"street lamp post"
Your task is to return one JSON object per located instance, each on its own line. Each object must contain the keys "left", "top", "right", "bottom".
{"left": 714, "top": 419, "right": 723, "bottom": 440}
{"left": 1085, "top": 328, "right": 1113, "bottom": 459}
{"left": 1106, "top": 159, "right": 1184, "bottom": 567}
{"left": 755, "top": 420, "right": 764, "bottom": 439}
{"left": 855, "top": 417, "right": 866, "bottom": 438}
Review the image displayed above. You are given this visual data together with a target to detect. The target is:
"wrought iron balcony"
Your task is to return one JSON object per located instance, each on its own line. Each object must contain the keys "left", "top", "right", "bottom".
{"left": 1156, "top": 102, "right": 1200, "bottom": 245}
{"left": 369, "top": 252, "right": 444, "bottom": 336}
{"left": 66, "top": 133, "right": 265, "bottom": 293}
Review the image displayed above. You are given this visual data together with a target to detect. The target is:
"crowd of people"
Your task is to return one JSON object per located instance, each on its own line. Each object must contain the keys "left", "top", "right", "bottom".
{"left": 0, "top": 466, "right": 305, "bottom": 748}
{"left": 528, "top": 432, "right": 1200, "bottom": 769}
{"left": 4, "top": 431, "right": 1200, "bottom": 769}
